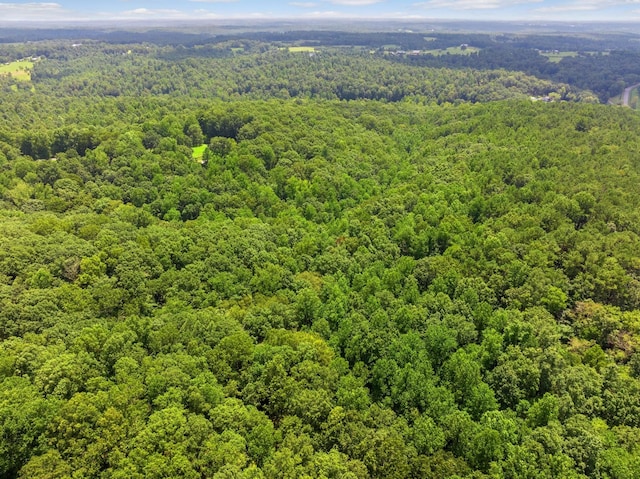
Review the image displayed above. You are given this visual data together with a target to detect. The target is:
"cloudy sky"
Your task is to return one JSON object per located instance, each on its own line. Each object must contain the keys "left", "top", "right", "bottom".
{"left": 2, "top": 0, "right": 640, "bottom": 22}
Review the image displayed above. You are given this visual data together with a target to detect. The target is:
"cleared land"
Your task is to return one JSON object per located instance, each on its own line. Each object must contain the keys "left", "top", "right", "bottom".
{"left": 0, "top": 60, "right": 34, "bottom": 81}
{"left": 622, "top": 83, "right": 640, "bottom": 108}
{"left": 424, "top": 46, "right": 481, "bottom": 55}
{"left": 539, "top": 51, "right": 578, "bottom": 63}
{"left": 192, "top": 144, "right": 207, "bottom": 161}
{"left": 288, "top": 46, "right": 316, "bottom": 53}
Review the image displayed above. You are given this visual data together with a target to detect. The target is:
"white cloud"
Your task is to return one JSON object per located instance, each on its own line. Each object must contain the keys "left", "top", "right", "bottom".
{"left": 7, "top": 0, "right": 640, "bottom": 22}
{"left": 120, "top": 8, "right": 188, "bottom": 17}
{"left": 0, "top": 2, "right": 74, "bottom": 21}
{"left": 536, "top": 0, "right": 640, "bottom": 12}
{"left": 415, "top": 0, "right": 541, "bottom": 9}
{"left": 535, "top": 4, "right": 598, "bottom": 11}
{"left": 306, "top": 9, "right": 346, "bottom": 15}
{"left": 0, "top": 1, "right": 60, "bottom": 8}
{"left": 328, "top": 0, "right": 383, "bottom": 5}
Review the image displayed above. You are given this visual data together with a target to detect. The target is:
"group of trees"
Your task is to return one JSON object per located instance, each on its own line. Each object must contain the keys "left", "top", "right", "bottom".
{"left": 1, "top": 36, "right": 640, "bottom": 478}
{"left": 11, "top": 43, "right": 577, "bottom": 103}
{"left": 4, "top": 31, "right": 638, "bottom": 103}
{"left": 396, "top": 48, "right": 640, "bottom": 103}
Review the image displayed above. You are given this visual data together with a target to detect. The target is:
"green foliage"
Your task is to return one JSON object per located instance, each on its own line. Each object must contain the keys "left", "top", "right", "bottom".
{"left": 1, "top": 38, "right": 640, "bottom": 479}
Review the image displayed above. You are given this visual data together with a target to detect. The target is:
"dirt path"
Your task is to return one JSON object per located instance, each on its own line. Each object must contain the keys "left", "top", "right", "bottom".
{"left": 622, "top": 83, "right": 640, "bottom": 107}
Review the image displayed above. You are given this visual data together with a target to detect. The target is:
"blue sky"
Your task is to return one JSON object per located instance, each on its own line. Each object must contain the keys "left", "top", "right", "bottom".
{"left": 2, "top": 1, "right": 640, "bottom": 22}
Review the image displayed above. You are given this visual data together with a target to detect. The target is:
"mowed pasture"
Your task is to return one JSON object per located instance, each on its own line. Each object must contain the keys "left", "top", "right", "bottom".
{"left": 424, "top": 46, "right": 481, "bottom": 56}
{"left": 288, "top": 46, "right": 316, "bottom": 53}
{"left": 0, "top": 60, "right": 34, "bottom": 81}
{"left": 539, "top": 51, "right": 578, "bottom": 63}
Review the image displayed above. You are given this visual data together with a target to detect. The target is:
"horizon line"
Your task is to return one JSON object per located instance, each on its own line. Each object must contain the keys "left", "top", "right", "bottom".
{"left": 2, "top": 18, "right": 640, "bottom": 24}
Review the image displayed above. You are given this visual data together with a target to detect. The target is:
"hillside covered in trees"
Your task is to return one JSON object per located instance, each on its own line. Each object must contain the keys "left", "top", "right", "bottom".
{"left": 1, "top": 34, "right": 640, "bottom": 479}
{"left": 0, "top": 41, "right": 589, "bottom": 104}
{"left": 2, "top": 28, "right": 636, "bottom": 103}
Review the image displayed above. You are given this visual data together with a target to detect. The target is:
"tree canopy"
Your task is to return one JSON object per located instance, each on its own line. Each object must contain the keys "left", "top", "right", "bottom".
{"left": 1, "top": 34, "right": 640, "bottom": 479}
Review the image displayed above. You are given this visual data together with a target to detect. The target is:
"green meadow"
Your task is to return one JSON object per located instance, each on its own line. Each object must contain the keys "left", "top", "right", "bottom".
{"left": 0, "top": 60, "right": 34, "bottom": 81}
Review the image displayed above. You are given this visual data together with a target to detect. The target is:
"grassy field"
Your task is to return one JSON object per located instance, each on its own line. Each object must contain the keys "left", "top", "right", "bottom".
{"left": 539, "top": 51, "right": 578, "bottom": 63}
{"left": 192, "top": 144, "right": 207, "bottom": 161}
{"left": 0, "top": 60, "right": 34, "bottom": 81}
{"left": 424, "top": 46, "right": 481, "bottom": 56}
{"left": 288, "top": 46, "right": 316, "bottom": 53}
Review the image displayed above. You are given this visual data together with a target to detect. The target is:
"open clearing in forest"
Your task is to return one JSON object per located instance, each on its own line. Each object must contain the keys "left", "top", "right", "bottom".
{"left": 539, "top": 51, "right": 578, "bottom": 62}
{"left": 192, "top": 144, "right": 207, "bottom": 161}
{"left": 424, "top": 46, "right": 480, "bottom": 55}
{"left": 288, "top": 46, "right": 316, "bottom": 53}
{"left": 0, "top": 60, "right": 33, "bottom": 81}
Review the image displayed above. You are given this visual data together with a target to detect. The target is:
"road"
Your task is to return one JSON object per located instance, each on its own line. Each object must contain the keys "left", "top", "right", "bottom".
{"left": 622, "top": 83, "right": 640, "bottom": 107}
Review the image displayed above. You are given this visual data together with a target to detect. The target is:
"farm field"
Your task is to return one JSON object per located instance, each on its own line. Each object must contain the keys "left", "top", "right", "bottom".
{"left": 539, "top": 51, "right": 579, "bottom": 62}
{"left": 288, "top": 46, "right": 316, "bottom": 52}
{"left": 424, "top": 46, "right": 481, "bottom": 55}
{"left": 0, "top": 60, "right": 33, "bottom": 81}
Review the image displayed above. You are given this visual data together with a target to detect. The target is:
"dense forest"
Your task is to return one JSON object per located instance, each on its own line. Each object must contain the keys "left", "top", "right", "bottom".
{"left": 395, "top": 48, "right": 640, "bottom": 103}
{"left": 2, "top": 27, "right": 640, "bottom": 103}
{"left": 0, "top": 42, "right": 587, "bottom": 104}
{"left": 2, "top": 32, "right": 640, "bottom": 479}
